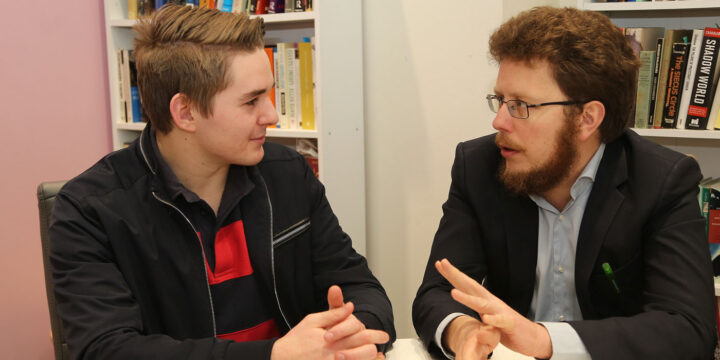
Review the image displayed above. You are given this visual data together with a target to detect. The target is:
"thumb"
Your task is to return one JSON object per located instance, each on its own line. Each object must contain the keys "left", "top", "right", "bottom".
{"left": 310, "top": 301, "right": 354, "bottom": 328}
{"left": 327, "top": 285, "right": 344, "bottom": 309}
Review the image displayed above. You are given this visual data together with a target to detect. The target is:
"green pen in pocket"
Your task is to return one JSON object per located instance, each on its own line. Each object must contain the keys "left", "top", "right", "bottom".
{"left": 602, "top": 262, "right": 621, "bottom": 294}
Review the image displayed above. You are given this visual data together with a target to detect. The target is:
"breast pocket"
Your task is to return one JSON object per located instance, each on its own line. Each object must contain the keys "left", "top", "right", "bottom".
{"left": 273, "top": 217, "right": 311, "bottom": 249}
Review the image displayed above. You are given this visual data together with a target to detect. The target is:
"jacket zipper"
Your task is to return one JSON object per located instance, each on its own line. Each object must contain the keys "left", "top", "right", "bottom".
{"left": 259, "top": 174, "right": 292, "bottom": 330}
{"left": 152, "top": 192, "right": 218, "bottom": 336}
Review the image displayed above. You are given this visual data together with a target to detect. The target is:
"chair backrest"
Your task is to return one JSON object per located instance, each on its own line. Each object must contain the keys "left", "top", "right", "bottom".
{"left": 37, "top": 181, "right": 69, "bottom": 360}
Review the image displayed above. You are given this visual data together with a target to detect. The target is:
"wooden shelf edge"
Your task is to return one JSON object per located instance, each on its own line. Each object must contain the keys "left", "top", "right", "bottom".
{"left": 267, "top": 128, "right": 318, "bottom": 138}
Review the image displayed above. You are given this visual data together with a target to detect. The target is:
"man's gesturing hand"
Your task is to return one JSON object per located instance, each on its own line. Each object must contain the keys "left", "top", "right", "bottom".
{"left": 443, "top": 315, "right": 500, "bottom": 360}
{"left": 436, "top": 259, "right": 552, "bottom": 359}
{"left": 271, "top": 285, "right": 389, "bottom": 360}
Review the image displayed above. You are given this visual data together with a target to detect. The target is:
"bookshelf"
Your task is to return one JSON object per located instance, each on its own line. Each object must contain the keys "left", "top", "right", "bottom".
{"left": 577, "top": 0, "right": 720, "bottom": 178}
{"left": 103, "top": 0, "right": 367, "bottom": 254}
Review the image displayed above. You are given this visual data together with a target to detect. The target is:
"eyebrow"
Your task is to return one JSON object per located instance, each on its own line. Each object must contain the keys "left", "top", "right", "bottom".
{"left": 240, "top": 82, "right": 275, "bottom": 101}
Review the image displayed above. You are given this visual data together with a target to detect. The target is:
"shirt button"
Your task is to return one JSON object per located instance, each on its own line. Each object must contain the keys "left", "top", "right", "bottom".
{"left": 557, "top": 266, "right": 565, "bottom": 273}
{"left": 558, "top": 315, "right": 566, "bottom": 321}
{"left": 558, "top": 215, "right": 564, "bottom": 221}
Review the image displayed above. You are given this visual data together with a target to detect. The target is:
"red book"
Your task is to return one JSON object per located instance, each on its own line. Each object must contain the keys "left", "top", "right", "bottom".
{"left": 256, "top": 0, "right": 268, "bottom": 14}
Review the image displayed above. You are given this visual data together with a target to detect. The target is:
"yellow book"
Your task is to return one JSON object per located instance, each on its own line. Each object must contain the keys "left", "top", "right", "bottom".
{"left": 128, "top": 0, "right": 138, "bottom": 20}
{"left": 298, "top": 41, "right": 315, "bottom": 130}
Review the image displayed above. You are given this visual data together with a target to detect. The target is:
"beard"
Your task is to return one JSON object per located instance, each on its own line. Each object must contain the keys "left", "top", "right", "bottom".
{"left": 497, "top": 117, "right": 578, "bottom": 196}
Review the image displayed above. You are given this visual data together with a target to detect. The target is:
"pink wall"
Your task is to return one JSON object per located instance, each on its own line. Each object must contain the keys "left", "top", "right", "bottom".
{"left": 0, "top": 2, "right": 112, "bottom": 358}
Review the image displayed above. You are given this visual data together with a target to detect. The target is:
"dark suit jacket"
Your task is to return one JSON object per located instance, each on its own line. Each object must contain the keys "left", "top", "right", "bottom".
{"left": 412, "top": 131, "right": 715, "bottom": 360}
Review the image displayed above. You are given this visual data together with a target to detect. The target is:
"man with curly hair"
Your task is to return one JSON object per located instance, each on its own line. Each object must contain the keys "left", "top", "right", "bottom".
{"left": 413, "top": 7, "right": 715, "bottom": 360}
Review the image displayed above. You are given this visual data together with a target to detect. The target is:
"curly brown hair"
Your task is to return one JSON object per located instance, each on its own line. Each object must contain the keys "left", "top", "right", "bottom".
{"left": 489, "top": 6, "right": 640, "bottom": 143}
{"left": 133, "top": 5, "right": 265, "bottom": 134}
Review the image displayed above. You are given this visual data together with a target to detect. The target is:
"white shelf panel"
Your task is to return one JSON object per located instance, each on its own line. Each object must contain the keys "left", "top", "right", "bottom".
{"left": 633, "top": 128, "right": 720, "bottom": 140}
{"left": 109, "top": 11, "right": 314, "bottom": 28}
{"left": 580, "top": 0, "right": 720, "bottom": 12}
{"left": 267, "top": 128, "right": 318, "bottom": 139}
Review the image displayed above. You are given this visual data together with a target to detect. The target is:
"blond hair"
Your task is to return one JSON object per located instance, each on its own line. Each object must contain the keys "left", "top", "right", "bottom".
{"left": 133, "top": 5, "right": 265, "bottom": 133}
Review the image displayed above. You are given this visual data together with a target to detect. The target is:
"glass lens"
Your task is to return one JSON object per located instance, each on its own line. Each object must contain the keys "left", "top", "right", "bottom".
{"left": 487, "top": 96, "right": 500, "bottom": 113}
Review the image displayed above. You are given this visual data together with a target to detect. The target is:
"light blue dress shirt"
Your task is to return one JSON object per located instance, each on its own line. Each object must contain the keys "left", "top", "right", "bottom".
{"left": 435, "top": 144, "right": 605, "bottom": 360}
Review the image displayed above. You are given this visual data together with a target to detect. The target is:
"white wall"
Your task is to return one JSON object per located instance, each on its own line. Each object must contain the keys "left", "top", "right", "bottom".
{"left": 362, "top": 0, "right": 575, "bottom": 339}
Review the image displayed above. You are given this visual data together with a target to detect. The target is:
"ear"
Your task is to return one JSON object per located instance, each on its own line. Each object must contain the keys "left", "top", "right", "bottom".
{"left": 168, "top": 93, "right": 197, "bottom": 133}
{"left": 577, "top": 100, "right": 605, "bottom": 142}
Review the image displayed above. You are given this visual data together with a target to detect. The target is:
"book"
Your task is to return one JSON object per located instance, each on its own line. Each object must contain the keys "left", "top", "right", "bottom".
{"left": 128, "top": 0, "right": 139, "bottom": 20}
{"left": 276, "top": 42, "right": 288, "bottom": 128}
{"left": 273, "top": 47, "right": 281, "bottom": 126}
{"left": 284, "top": 0, "right": 293, "bottom": 12}
{"left": 298, "top": 40, "right": 315, "bottom": 130}
{"left": 686, "top": 27, "right": 720, "bottom": 130}
{"left": 634, "top": 50, "right": 656, "bottom": 128}
{"left": 286, "top": 44, "right": 299, "bottom": 129}
{"left": 116, "top": 51, "right": 128, "bottom": 123}
{"left": 293, "top": 0, "right": 304, "bottom": 12}
{"left": 652, "top": 29, "right": 693, "bottom": 128}
{"left": 709, "top": 81, "right": 720, "bottom": 129}
{"left": 676, "top": 29, "right": 704, "bottom": 129}
{"left": 256, "top": 0, "right": 268, "bottom": 14}
{"left": 128, "top": 50, "right": 143, "bottom": 123}
{"left": 120, "top": 50, "right": 133, "bottom": 123}
{"left": 263, "top": 47, "right": 277, "bottom": 128}
{"left": 648, "top": 38, "right": 664, "bottom": 127}
{"left": 661, "top": 42, "right": 690, "bottom": 128}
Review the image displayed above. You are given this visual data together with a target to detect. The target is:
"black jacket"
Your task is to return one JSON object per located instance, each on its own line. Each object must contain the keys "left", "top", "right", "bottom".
{"left": 412, "top": 131, "right": 715, "bottom": 359}
{"left": 50, "top": 126, "right": 395, "bottom": 360}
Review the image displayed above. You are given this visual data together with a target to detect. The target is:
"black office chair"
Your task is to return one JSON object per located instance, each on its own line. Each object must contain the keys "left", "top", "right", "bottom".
{"left": 37, "top": 181, "right": 69, "bottom": 360}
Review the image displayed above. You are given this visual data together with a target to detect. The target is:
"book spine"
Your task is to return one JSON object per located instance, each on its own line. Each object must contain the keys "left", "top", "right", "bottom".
{"left": 128, "top": 0, "right": 138, "bottom": 19}
{"left": 676, "top": 29, "right": 704, "bottom": 129}
{"left": 298, "top": 41, "right": 315, "bottom": 130}
{"left": 652, "top": 31, "right": 677, "bottom": 128}
{"left": 256, "top": 0, "right": 267, "bottom": 14}
{"left": 268, "top": 0, "right": 277, "bottom": 13}
{"left": 264, "top": 47, "right": 277, "bottom": 110}
{"left": 661, "top": 43, "right": 689, "bottom": 128}
{"left": 116, "top": 51, "right": 128, "bottom": 123}
{"left": 129, "top": 50, "right": 143, "bottom": 123}
{"left": 634, "top": 51, "right": 656, "bottom": 129}
{"left": 284, "top": 0, "right": 293, "bottom": 12}
{"left": 286, "top": 44, "right": 298, "bottom": 129}
{"left": 273, "top": 47, "right": 281, "bottom": 126}
{"left": 121, "top": 49, "right": 133, "bottom": 123}
{"left": 276, "top": 42, "right": 288, "bottom": 128}
{"left": 293, "top": 0, "right": 304, "bottom": 11}
{"left": 711, "top": 82, "right": 720, "bottom": 129}
{"left": 686, "top": 28, "right": 720, "bottom": 129}
{"left": 648, "top": 38, "right": 664, "bottom": 127}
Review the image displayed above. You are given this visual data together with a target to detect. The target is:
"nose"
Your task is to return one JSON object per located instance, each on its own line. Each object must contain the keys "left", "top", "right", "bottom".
{"left": 492, "top": 103, "right": 513, "bottom": 133}
{"left": 260, "top": 95, "right": 279, "bottom": 127}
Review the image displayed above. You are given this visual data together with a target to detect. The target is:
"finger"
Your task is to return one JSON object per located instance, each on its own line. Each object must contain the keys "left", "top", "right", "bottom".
{"left": 325, "top": 314, "right": 366, "bottom": 343}
{"left": 450, "top": 288, "right": 494, "bottom": 315}
{"left": 375, "top": 352, "right": 385, "bottom": 360}
{"left": 481, "top": 313, "right": 515, "bottom": 331}
{"left": 334, "top": 343, "right": 380, "bottom": 360}
{"left": 328, "top": 285, "right": 345, "bottom": 310}
{"left": 331, "top": 329, "right": 390, "bottom": 350}
{"left": 307, "top": 301, "right": 354, "bottom": 328}
{"left": 458, "top": 335, "right": 488, "bottom": 360}
{"left": 435, "top": 259, "right": 491, "bottom": 298}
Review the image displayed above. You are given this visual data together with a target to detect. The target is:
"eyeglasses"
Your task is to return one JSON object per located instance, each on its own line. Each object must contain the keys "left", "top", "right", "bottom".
{"left": 486, "top": 94, "right": 584, "bottom": 119}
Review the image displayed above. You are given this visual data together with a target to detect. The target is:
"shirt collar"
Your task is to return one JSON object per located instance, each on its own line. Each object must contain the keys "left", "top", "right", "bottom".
{"left": 148, "top": 128, "right": 254, "bottom": 209}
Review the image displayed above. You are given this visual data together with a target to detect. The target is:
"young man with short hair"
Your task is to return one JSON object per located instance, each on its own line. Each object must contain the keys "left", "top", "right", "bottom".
{"left": 50, "top": 5, "right": 394, "bottom": 360}
{"left": 413, "top": 7, "right": 715, "bottom": 360}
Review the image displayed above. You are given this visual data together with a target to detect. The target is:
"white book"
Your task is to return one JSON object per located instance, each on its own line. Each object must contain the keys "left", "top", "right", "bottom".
{"left": 276, "top": 43, "right": 288, "bottom": 128}
{"left": 706, "top": 82, "right": 720, "bottom": 129}
{"left": 293, "top": 46, "right": 302, "bottom": 129}
{"left": 285, "top": 44, "right": 298, "bottom": 129}
{"left": 676, "top": 29, "right": 703, "bottom": 129}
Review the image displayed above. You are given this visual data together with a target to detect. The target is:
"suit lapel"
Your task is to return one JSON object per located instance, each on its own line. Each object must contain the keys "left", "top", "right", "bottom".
{"left": 574, "top": 139, "right": 628, "bottom": 312}
{"left": 504, "top": 193, "right": 540, "bottom": 316}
